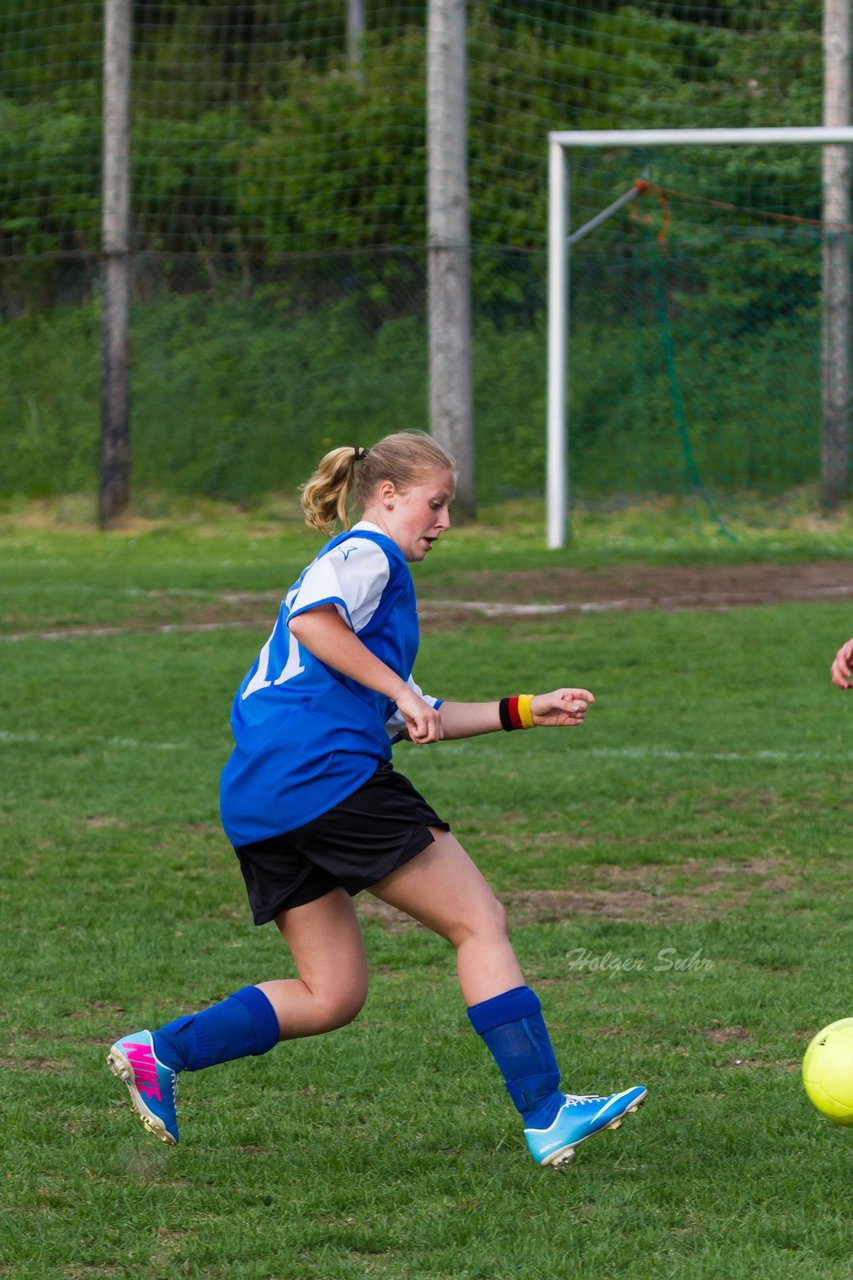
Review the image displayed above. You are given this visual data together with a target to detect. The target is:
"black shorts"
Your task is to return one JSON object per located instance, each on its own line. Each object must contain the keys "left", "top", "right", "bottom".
{"left": 234, "top": 762, "right": 450, "bottom": 924}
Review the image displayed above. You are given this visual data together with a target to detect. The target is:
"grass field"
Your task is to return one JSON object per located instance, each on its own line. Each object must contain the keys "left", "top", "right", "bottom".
{"left": 1, "top": 507, "right": 851, "bottom": 1279}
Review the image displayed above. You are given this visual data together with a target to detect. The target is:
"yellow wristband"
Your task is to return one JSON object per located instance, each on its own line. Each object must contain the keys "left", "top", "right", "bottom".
{"left": 517, "top": 694, "right": 536, "bottom": 729}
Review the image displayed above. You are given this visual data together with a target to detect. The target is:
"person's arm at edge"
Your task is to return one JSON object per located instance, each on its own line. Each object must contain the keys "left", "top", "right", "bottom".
{"left": 830, "top": 638, "right": 853, "bottom": 689}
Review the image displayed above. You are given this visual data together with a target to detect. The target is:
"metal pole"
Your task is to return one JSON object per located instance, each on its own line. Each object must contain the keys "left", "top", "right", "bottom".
{"left": 427, "top": 0, "right": 475, "bottom": 516}
{"left": 567, "top": 183, "right": 643, "bottom": 246}
{"left": 347, "top": 0, "right": 365, "bottom": 76}
{"left": 547, "top": 138, "right": 568, "bottom": 548}
{"left": 99, "top": 0, "right": 132, "bottom": 528}
{"left": 822, "top": 0, "right": 851, "bottom": 511}
{"left": 550, "top": 126, "right": 853, "bottom": 147}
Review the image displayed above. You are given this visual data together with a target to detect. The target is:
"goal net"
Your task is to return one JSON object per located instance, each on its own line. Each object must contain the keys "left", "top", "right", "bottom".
{"left": 547, "top": 129, "right": 853, "bottom": 545}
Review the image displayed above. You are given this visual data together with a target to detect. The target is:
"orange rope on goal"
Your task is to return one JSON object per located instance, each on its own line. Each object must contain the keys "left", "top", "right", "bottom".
{"left": 630, "top": 179, "right": 670, "bottom": 242}
{"left": 630, "top": 178, "right": 853, "bottom": 237}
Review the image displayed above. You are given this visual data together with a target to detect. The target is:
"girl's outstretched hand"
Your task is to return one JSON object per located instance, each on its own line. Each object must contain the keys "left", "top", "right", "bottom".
{"left": 530, "top": 688, "right": 595, "bottom": 727}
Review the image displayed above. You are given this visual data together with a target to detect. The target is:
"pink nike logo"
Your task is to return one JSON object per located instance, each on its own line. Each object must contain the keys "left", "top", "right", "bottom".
{"left": 123, "top": 1040, "right": 162, "bottom": 1101}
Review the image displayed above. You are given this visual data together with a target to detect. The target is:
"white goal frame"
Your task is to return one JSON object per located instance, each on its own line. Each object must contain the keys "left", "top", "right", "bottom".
{"left": 547, "top": 126, "right": 853, "bottom": 548}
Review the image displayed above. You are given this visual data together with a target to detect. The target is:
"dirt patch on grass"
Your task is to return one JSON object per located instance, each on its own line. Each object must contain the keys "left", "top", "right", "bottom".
{"left": 60, "top": 1001, "right": 130, "bottom": 1021}
{"left": 421, "top": 561, "right": 853, "bottom": 613}
{"left": 691, "top": 1024, "right": 751, "bottom": 1044}
{"left": 506, "top": 885, "right": 733, "bottom": 926}
{"left": 724, "top": 1057, "right": 801, "bottom": 1071}
{"left": 4, "top": 562, "right": 851, "bottom": 640}
{"left": 356, "top": 899, "right": 421, "bottom": 933}
{"left": 60, "top": 1268, "right": 124, "bottom": 1278}
{"left": 357, "top": 856, "right": 801, "bottom": 930}
{"left": 0, "top": 1057, "right": 67, "bottom": 1073}
{"left": 507, "top": 856, "right": 799, "bottom": 926}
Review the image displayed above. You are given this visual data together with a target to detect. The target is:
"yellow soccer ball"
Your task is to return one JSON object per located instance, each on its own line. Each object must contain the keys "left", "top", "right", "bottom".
{"left": 802, "top": 1017, "right": 853, "bottom": 1125}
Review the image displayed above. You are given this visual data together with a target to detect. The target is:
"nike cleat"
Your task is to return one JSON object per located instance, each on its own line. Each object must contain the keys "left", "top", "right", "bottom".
{"left": 525, "top": 1085, "right": 647, "bottom": 1169}
{"left": 107, "top": 1029, "right": 179, "bottom": 1145}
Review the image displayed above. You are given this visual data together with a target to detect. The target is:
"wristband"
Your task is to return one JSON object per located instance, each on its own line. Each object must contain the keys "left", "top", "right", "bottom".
{"left": 517, "top": 693, "right": 536, "bottom": 729}
{"left": 499, "top": 695, "right": 536, "bottom": 731}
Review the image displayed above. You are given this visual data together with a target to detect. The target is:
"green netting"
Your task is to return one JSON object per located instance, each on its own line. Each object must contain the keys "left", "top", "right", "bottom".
{"left": 564, "top": 146, "right": 827, "bottom": 525}
{"left": 0, "top": 2, "right": 843, "bottom": 520}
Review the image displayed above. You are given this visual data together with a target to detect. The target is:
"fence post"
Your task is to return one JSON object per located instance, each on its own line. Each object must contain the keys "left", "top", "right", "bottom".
{"left": 822, "top": 0, "right": 851, "bottom": 511}
{"left": 547, "top": 138, "right": 568, "bottom": 549}
{"left": 347, "top": 0, "right": 365, "bottom": 75}
{"left": 427, "top": 0, "right": 475, "bottom": 515}
{"left": 99, "top": 0, "right": 132, "bottom": 528}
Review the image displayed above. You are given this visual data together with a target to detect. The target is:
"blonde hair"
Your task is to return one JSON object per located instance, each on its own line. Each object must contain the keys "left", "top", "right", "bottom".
{"left": 300, "top": 431, "right": 456, "bottom": 534}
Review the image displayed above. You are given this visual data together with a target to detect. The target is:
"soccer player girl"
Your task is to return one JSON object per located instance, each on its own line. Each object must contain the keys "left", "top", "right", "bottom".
{"left": 108, "top": 431, "right": 646, "bottom": 1168}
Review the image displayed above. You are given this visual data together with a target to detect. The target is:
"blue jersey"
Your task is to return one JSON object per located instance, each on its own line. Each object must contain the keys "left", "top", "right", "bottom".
{"left": 219, "top": 522, "right": 440, "bottom": 846}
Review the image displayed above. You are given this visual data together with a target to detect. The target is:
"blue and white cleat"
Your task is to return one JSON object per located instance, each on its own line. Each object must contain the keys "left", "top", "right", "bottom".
{"left": 107, "top": 1030, "right": 179, "bottom": 1145}
{"left": 525, "top": 1086, "right": 647, "bottom": 1168}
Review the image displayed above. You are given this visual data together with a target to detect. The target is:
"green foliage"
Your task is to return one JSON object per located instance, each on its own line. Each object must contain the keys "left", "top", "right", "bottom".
{"left": 567, "top": 312, "right": 820, "bottom": 495}
{"left": 234, "top": 32, "right": 427, "bottom": 255}
{"left": 0, "top": 288, "right": 431, "bottom": 501}
{"left": 0, "top": 3, "right": 827, "bottom": 282}
{"left": 0, "top": 1, "right": 837, "bottom": 511}
{"left": 0, "top": 93, "right": 100, "bottom": 259}
{"left": 0, "top": 306, "right": 101, "bottom": 496}
{"left": 0, "top": 2, "right": 102, "bottom": 103}
{"left": 0, "top": 275, "right": 824, "bottom": 504}
{"left": 130, "top": 289, "right": 429, "bottom": 500}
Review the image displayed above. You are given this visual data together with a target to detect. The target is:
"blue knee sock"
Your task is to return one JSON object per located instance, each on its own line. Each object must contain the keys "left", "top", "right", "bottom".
{"left": 153, "top": 986, "right": 280, "bottom": 1073}
{"left": 467, "top": 985, "right": 564, "bottom": 1130}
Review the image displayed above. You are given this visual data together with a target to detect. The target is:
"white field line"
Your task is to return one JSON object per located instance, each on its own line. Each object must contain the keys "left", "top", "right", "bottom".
{"left": 0, "top": 729, "right": 181, "bottom": 751}
{"left": 2, "top": 582, "right": 853, "bottom": 643}
{"left": 0, "top": 728, "right": 848, "bottom": 764}
{"left": 584, "top": 745, "right": 853, "bottom": 762}
{"left": 424, "top": 585, "right": 853, "bottom": 615}
{"left": 0, "top": 619, "right": 273, "bottom": 642}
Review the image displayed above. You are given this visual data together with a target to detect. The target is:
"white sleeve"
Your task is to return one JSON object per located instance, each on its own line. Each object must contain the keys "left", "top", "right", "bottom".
{"left": 385, "top": 674, "right": 442, "bottom": 741}
{"left": 288, "top": 538, "right": 390, "bottom": 633}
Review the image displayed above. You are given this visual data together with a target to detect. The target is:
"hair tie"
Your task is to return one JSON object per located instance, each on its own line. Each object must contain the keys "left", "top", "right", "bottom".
{"left": 353, "top": 446, "right": 368, "bottom": 462}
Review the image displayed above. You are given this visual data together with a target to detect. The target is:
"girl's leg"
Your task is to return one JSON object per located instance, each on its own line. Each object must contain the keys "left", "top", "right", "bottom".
{"left": 369, "top": 830, "right": 563, "bottom": 1129}
{"left": 369, "top": 830, "right": 648, "bottom": 1167}
{"left": 369, "top": 829, "right": 523, "bottom": 1005}
{"left": 108, "top": 887, "right": 368, "bottom": 1144}
{"left": 155, "top": 886, "right": 368, "bottom": 1066}
{"left": 258, "top": 886, "right": 369, "bottom": 1039}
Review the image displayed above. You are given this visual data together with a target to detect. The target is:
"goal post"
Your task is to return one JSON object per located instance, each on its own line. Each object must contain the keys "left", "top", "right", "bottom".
{"left": 547, "top": 126, "right": 853, "bottom": 548}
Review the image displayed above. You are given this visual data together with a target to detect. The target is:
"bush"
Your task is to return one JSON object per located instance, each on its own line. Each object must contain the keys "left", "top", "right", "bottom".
{"left": 0, "top": 278, "right": 822, "bottom": 505}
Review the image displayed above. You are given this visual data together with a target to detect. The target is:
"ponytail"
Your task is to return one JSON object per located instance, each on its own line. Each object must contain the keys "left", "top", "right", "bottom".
{"left": 300, "top": 433, "right": 455, "bottom": 535}
{"left": 300, "top": 447, "right": 364, "bottom": 534}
